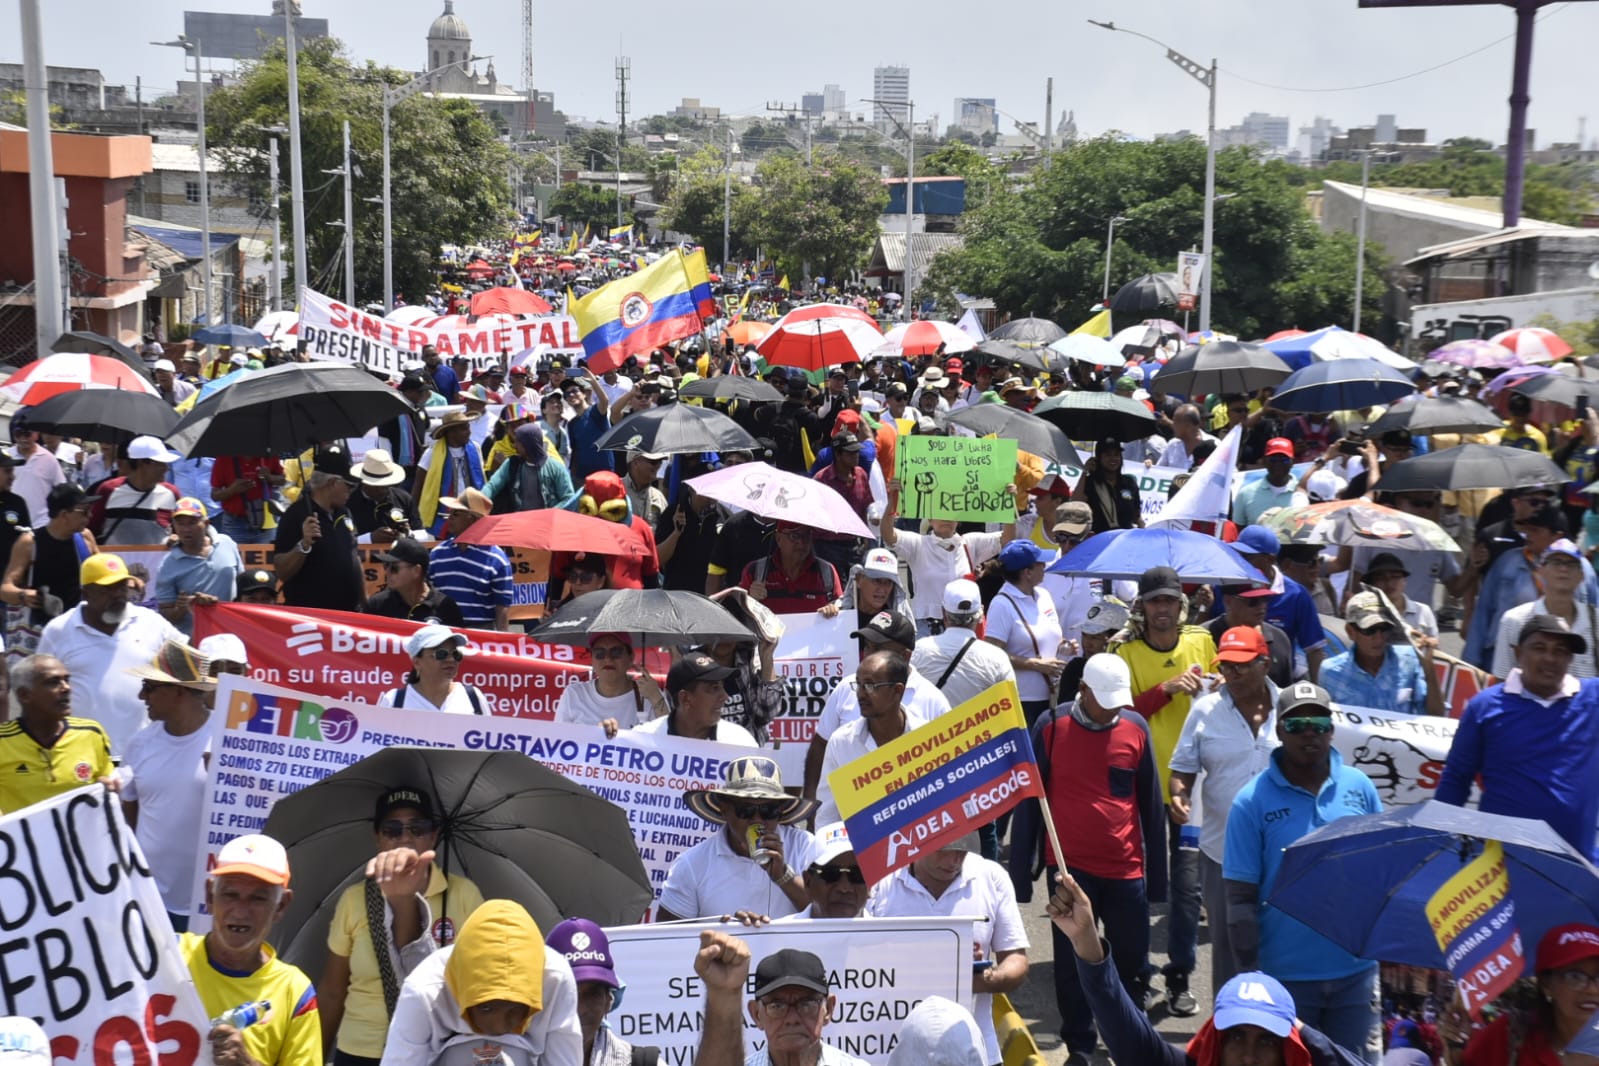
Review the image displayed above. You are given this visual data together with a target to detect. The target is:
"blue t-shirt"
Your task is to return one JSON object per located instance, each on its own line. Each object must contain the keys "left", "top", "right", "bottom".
{"left": 1224, "top": 747, "right": 1383, "bottom": 981}
{"left": 431, "top": 364, "right": 461, "bottom": 401}
{"left": 1268, "top": 574, "right": 1326, "bottom": 655}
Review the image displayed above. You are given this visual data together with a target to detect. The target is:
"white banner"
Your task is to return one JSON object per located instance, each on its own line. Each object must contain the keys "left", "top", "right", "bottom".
{"left": 604, "top": 917, "right": 975, "bottom": 1066}
{"left": 1043, "top": 453, "right": 1191, "bottom": 523}
{"left": 1333, "top": 705, "right": 1462, "bottom": 809}
{"left": 192, "top": 675, "right": 753, "bottom": 923}
{"left": 767, "top": 613, "right": 857, "bottom": 781}
{"left": 1149, "top": 425, "right": 1241, "bottom": 529}
{"left": 1178, "top": 251, "right": 1208, "bottom": 299}
{"left": 0, "top": 787, "right": 211, "bottom": 1066}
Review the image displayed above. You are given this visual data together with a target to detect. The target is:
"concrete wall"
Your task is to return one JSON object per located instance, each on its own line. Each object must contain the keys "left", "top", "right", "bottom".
{"left": 1320, "top": 182, "right": 1494, "bottom": 265}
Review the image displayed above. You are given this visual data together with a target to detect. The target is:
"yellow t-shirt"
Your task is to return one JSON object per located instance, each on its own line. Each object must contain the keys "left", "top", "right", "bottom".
{"left": 1499, "top": 424, "right": 1549, "bottom": 454}
{"left": 326, "top": 867, "right": 486, "bottom": 1057}
{"left": 180, "top": 933, "right": 321, "bottom": 1066}
{"left": 1114, "top": 627, "right": 1218, "bottom": 799}
{"left": 0, "top": 718, "right": 113, "bottom": 814}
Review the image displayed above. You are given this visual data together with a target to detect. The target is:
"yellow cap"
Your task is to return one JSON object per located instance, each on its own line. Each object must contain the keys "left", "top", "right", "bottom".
{"left": 80, "top": 553, "right": 131, "bottom": 586}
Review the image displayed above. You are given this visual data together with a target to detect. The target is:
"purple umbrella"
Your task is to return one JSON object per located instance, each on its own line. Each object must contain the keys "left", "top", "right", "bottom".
{"left": 684, "top": 461, "right": 873, "bottom": 538}
{"left": 1429, "top": 339, "right": 1521, "bottom": 370}
{"left": 1481, "top": 364, "right": 1559, "bottom": 395}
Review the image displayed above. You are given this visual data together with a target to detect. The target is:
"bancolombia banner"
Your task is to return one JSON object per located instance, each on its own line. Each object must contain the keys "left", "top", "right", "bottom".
{"left": 191, "top": 675, "right": 754, "bottom": 922}
{"left": 300, "top": 287, "right": 584, "bottom": 366}
{"left": 192, "top": 602, "right": 587, "bottom": 715}
{"left": 603, "top": 917, "right": 974, "bottom": 1066}
{"left": 0, "top": 787, "right": 211, "bottom": 1065}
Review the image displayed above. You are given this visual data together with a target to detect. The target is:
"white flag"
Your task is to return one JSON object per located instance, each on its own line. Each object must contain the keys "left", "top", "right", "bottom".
{"left": 1149, "top": 425, "right": 1240, "bottom": 530}
{"left": 956, "top": 308, "right": 987, "bottom": 343}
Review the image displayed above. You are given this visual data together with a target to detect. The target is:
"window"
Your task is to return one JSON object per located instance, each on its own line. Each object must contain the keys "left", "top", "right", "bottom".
{"left": 184, "top": 180, "right": 201, "bottom": 205}
{"left": 447, "top": 50, "right": 455, "bottom": 65}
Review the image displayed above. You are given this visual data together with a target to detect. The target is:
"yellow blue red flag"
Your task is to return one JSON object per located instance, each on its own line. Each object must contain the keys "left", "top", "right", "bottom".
{"left": 572, "top": 249, "right": 716, "bottom": 373}
{"left": 608, "top": 223, "right": 633, "bottom": 245}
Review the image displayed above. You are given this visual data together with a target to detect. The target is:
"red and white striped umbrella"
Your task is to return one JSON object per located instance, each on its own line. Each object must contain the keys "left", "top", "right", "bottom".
{"left": 1488, "top": 327, "right": 1573, "bottom": 364}
{"left": 386, "top": 309, "right": 523, "bottom": 332}
{"left": 871, "top": 320, "right": 976, "bottom": 358}
{"left": 1, "top": 352, "right": 160, "bottom": 405}
{"left": 253, "top": 310, "right": 300, "bottom": 346}
{"left": 754, "top": 303, "right": 883, "bottom": 371}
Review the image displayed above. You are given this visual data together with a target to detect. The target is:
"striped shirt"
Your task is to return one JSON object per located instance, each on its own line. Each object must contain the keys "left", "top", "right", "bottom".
{"left": 427, "top": 541, "right": 513, "bottom": 627}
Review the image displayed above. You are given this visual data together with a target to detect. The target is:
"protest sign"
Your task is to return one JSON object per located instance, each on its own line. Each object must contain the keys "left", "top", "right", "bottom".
{"left": 0, "top": 787, "right": 211, "bottom": 1066}
{"left": 300, "top": 287, "right": 584, "bottom": 364}
{"left": 897, "top": 436, "right": 1019, "bottom": 523}
{"left": 299, "top": 289, "right": 418, "bottom": 375}
{"left": 604, "top": 917, "right": 974, "bottom": 1066}
{"left": 1332, "top": 706, "right": 1462, "bottom": 808}
{"left": 192, "top": 674, "right": 750, "bottom": 922}
{"left": 830, "top": 680, "right": 1044, "bottom": 882}
{"left": 1426, "top": 839, "right": 1523, "bottom": 1017}
{"left": 766, "top": 612, "right": 856, "bottom": 781}
{"left": 1041, "top": 455, "right": 1188, "bottom": 523}
{"left": 192, "top": 602, "right": 588, "bottom": 712}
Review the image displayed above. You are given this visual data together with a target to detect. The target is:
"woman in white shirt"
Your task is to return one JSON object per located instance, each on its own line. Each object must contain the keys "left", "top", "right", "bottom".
{"left": 377, "top": 624, "right": 485, "bottom": 714}
{"left": 553, "top": 632, "right": 665, "bottom": 735}
{"left": 983, "top": 539, "right": 1065, "bottom": 725}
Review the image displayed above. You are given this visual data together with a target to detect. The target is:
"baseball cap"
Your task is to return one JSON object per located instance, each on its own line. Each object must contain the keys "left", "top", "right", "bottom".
{"left": 547, "top": 917, "right": 621, "bottom": 988}
{"left": 1219, "top": 583, "right": 1273, "bottom": 600}
{"left": 1363, "top": 552, "right": 1409, "bottom": 578}
{"left": 151, "top": 358, "right": 177, "bottom": 373}
{"left": 997, "top": 539, "right": 1047, "bottom": 571}
{"left": 754, "top": 949, "right": 829, "bottom": 999}
{"left": 211, "top": 833, "right": 291, "bottom": 886}
{"left": 373, "top": 786, "right": 436, "bottom": 824}
{"left": 1214, "top": 971, "right": 1296, "bottom": 1038}
{"left": 198, "top": 633, "right": 249, "bottom": 670}
{"left": 405, "top": 624, "right": 466, "bottom": 658}
{"left": 1080, "top": 600, "right": 1128, "bottom": 636}
{"left": 861, "top": 548, "right": 898, "bottom": 580}
{"left": 1114, "top": 375, "right": 1139, "bottom": 392}
{"left": 1345, "top": 590, "right": 1390, "bottom": 630}
{"left": 885, "top": 382, "right": 909, "bottom": 399}
{"left": 1305, "top": 469, "right": 1341, "bottom": 503}
{"left": 1094, "top": 436, "right": 1123, "bottom": 455}
{"left": 667, "top": 652, "right": 736, "bottom": 694}
{"left": 1541, "top": 538, "right": 1584, "bottom": 564}
{"left": 1264, "top": 437, "right": 1295, "bottom": 460}
{"left": 1535, "top": 923, "right": 1599, "bottom": 972}
{"left": 399, "top": 373, "right": 430, "bottom": 393}
{"left": 1234, "top": 525, "right": 1282, "bottom": 557}
{"left": 237, "top": 568, "right": 277, "bottom": 595}
{"left": 229, "top": 352, "right": 249, "bottom": 366}
{"left": 126, "top": 435, "right": 183, "bottom": 463}
{"left": 1216, "top": 626, "right": 1269, "bottom": 663}
{"left": 1278, "top": 681, "right": 1333, "bottom": 716}
{"left": 81, "top": 552, "right": 131, "bottom": 586}
{"left": 944, "top": 357, "right": 964, "bottom": 375}
{"left": 812, "top": 821, "right": 856, "bottom": 866}
{"left": 1522, "top": 506, "right": 1570, "bottom": 533}
{"left": 173, "top": 496, "right": 207, "bottom": 520}
{"left": 0, "top": 1017, "right": 50, "bottom": 1066}
{"left": 941, "top": 578, "right": 983, "bottom": 616}
{"left": 627, "top": 449, "right": 668, "bottom": 464}
{"left": 1518, "top": 612, "right": 1588, "bottom": 654}
{"left": 312, "top": 442, "right": 352, "bottom": 475}
{"left": 1137, "top": 565, "right": 1183, "bottom": 600}
{"left": 830, "top": 432, "right": 863, "bottom": 453}
{"left": 1053, "top": 502, "right": 1092, "bottom": 537}
{"left": 1380, "top": 429, "right": 1414, "bottom": 449}
{"left": 375, "top": 537, "right": 430, "bottom": 567}
{"left": 851, "top": 609, "right": 917, "bottom": 648}
{"left": 1081, "top": 653, "right": 1134, "bottom": 709}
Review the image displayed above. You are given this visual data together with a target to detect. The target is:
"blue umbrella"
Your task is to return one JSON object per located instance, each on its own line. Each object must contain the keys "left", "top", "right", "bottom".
{"left": 1269, "top": 800, "right": 1599, "bottom": 969}
{"left": 1047, "top": 527, "right": 1267, "bottom": 583}
{"left": 1270, "top": 358, "right": 1416, "bottom": 414}
{"left": 192, "top": 323, "right": 268, "bottom": 348}
{"left": 196, "top": 366, "right": 252, "bottom": 404}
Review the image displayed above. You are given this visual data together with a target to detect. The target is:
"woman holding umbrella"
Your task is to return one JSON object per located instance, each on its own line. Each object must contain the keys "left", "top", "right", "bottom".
{"left": 1439, "top": 923, "right": 1599, "bottom": 1066}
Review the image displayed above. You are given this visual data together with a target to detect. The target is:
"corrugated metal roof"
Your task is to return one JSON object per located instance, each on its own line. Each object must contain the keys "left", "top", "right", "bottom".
{"left": 128, "top": 222, "right": 238, "bottom": 260}
{"left": 128, "top": 228, "right": 186, "bottom": 271}
{"left": 871, "top": 231, "right": 964, "bottom": 275}
{"left": 1323, "top": 180, "right": 1570, "bottom": 232}
{"left": 148, "top": 142, "right": 255, "bottom": 174}
{"left": 1405, "top": 226, "right": 1599, "bottom": 266}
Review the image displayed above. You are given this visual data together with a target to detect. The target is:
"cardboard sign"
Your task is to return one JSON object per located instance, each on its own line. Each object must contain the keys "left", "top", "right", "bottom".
{"left": 897, "top": 436, "right": 1019, "bottom": 523}
{"left": 766, "top": 612, "right": 857, "bottom": 781}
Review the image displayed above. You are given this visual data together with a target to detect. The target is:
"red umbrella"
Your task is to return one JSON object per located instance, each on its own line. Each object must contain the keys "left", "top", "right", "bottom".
{"left": 453, "top": 510, "right": 645, "bottom": 555}
{"left": 1264, "top": 329, "right": 1308, "bottom": 343}
{"left": 555, "top": 262, "right": 579, "bottom": 273}
{"left": 0, "top": 353, "right": 161, "bottom": 405}
{"left": 754, "top": 303, "right": 883, "bottom": 371}
{"left": 875, "top": 320, "right": 975, "bottom": 358}
{"left": 464, "top": 259, "right": 495, "bottom": 279}
{"left": 470, "top": 287, "right": 554, "bottom": 316}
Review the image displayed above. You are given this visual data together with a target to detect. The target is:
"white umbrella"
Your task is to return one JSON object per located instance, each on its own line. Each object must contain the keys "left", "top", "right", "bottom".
{"left": 1049, "top": 334, "right": 1126, "bottom": 369}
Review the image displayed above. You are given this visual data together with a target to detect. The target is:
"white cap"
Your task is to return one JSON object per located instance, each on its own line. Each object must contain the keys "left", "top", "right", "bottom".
{"left": 211, "top": 833, "right": 291, "bottom": 885}
{"left": 151, "top": 358, "right": 176, "bottom": 373}
{"left": 942, "top": 578, "right": 982, "bottom": 616}
{"left": 126, "top": 435, "right": 183, "bottom": 462}
{"left": 0, "top": 1018, "right": 50, "bottom": 1066}
{"left": 142, "top": 341, "right": 165, "bottom": 356}
{"left": 1305, "top": 469, "right": 1342, "bottom": 503}
{"left": 229, "top": 353, "right": 249, "bottom": 366}
{"left": 198, "top": 633, "right": 249, "bottom": 668}
{"left": 861, "top": 547, "right": 898, "bottom": 580}
{"left": 859, "top": 397, "right": 884, "bottom": 415}
{"left": 1081, "top": 653, "right": 1134, "bottom": 709}
{"left": 812, "top": 822, "right": 855, "bottom": 866}
{"left": 404, "top": 624, "right": 467, "bottom": 658}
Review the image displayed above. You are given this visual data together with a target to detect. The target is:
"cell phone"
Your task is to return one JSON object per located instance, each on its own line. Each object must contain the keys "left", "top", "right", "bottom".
{"left": 1578, "top": 396, "right": 1590, "bottom": 418}
{"left": 1337, "top": 440, "right": 1361, "bottom": 456}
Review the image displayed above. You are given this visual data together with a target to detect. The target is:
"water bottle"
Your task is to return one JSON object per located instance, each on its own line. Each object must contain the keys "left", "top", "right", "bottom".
{"left": 210, "top": 1000, "right": 272, "bottom": 1031}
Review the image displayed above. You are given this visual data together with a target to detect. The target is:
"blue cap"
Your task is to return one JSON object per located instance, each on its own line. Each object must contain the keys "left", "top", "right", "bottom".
{"left": 1214, "top": 972, "right": 1295, "bottom": 1037}
{"left": 1234, "top": 525, "right": 1281, "bottom": 558}
{"left": 998, "top": 539, "right": 1048, "bottom": 571}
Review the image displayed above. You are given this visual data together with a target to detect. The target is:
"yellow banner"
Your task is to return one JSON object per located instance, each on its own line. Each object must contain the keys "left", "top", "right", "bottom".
{"left": 1426, "top": 839, "right": 1510, "bottom": 950}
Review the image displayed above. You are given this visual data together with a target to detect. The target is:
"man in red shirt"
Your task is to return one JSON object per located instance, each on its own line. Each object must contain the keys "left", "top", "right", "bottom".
{"left": 1032, "top": 653, "right": 1167, "bottom": 1065}
{"left": 811, "top": 432, "right": 870, "bottom": 575}
{"left": 739, "top": 522, "right": 842, "bottom": 616}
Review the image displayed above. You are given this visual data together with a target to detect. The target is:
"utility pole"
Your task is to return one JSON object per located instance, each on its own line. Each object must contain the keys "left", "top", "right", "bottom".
{"left": 722, "top": 126, "right": 732, "bottom": 272}
{"left": 1353, "top": 150, "right": 1371, "bottom": 333}
{"left": 268, "top": 134, "right": 282, "bottom": 310}
{"left": 285, "top": 1, "right": 307, "bottom": 310}
{"left": 863, "top": 96, "right": 917, "bottom": 307}
{"left": 615, "top": 56, "right": 629, "bottom": 230}
{"left": 195, "top": 40, "right": 212, "bottom": 324}
{"left": 20, "top": 0, "right": 66, "bottom": 355}
{"left": 341, "top": 119, "right": 354, "bottom": 305}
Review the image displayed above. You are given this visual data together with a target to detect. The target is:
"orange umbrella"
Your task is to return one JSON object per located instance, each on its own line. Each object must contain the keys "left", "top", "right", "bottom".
{"left": 726, "top": 321, "right": 773, "bottom": 346}
{"left": 470, "top": 287, "right": 553, "bottom": 316}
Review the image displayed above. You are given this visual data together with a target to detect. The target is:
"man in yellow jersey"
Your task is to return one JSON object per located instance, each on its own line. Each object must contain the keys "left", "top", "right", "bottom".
{"left": 1113, "top": 566, "right": 1217, "bottom": 1017}
{"left": 0, "top": 654, "right": 114, "bottom": 813}
{"left": 182, "top": 834, "right": 321, "bottom": 1066}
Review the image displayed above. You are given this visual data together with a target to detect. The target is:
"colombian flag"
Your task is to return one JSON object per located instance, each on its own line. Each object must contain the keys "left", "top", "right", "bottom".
{"left": 608, "top": 223, "right": 634, "bottom": 245}
{"left": 572, "top": 249, "right": 716, "bottom": 373}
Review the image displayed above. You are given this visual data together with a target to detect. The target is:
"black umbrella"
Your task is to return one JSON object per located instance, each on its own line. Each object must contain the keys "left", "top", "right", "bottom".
{"left": 1376, "top": 443, "right": 1569, "bottom": 492}
{"left": 1364, "top": 395, "right": 1506, "bottom": 437}
{"left": 593, "top": 402, "right": 759, "bottom": 455}
{"left": 264, "top": 747, "right": 652, "bottom": 980}
{"left": 50, "top": 330, "right": 153, "bottom": 384}
{"left": 679, "top": 376, "right": 784, "bottom": 403}
{"left": 1509, "top": 373, "right": 1597, "bottom": 410}
{"left": 946, "top": 405, "right": 1077, "bottom": 465}
{"left": 165, "top": 362, "right": 412, "bottom": 457}
{"left": 967, "top": 339, "right": 1055, "bottom": 375}
{"left": 1032, "top": 390, "right": 1158, "bottom": 442}
{"left": 531, "top": 588, "right": 756, "bottom": 647}
{"left": 1110, "top": 273, "right": 1181, "bottom": 314}
{"left": 1152, "top": 342, "right": 1292, "bottom": 398}
{"left": 987, "top": 316, "right": 1066, "bottom": 347}
{"left": 25, "top": 389, "right": 179, "bottom": 445}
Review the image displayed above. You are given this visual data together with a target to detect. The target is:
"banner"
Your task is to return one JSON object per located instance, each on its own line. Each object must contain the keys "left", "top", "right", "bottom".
{"left": 192, "top": 675, "right": 753, "bottom": 921}
{"left": 830, "top": 680, "right": 1044, "bottom": 882}
{"left": 1178, "top": 251, "right": 1207, "bottom": 299}
{"left": 897, "top": 435, "right": 1019, "bottom": 523}
{"left": 604, "top": 917, "right": 974, "bottom": 1066}
{"left": 0, "top": 787, "right": 211, "bottom": 1066}
{"left": 1040, "top": 454, "right": 1189, "bottom": 524}
{"left": 299, "top": 288, "right": 419, "bottom": 376}
{"left": 300, "top": 288, "right": 584, "bottom": 365}
{"left": 1332, "top": 706, "right": 1464, "bottom": 808}
{"left": 766, "top": 613, "right": 857, "bottom": 781}
{"left": 192, "top": 602, "right": 588, "bottom": 713}
{"left": 1426, "top": 839, "right": 1523, "bottom": 1018}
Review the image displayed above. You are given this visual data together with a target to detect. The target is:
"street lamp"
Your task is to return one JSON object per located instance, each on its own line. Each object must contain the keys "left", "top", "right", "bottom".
{"left": 381, "top": 55, "right": 490, "bottom": 309}
{"left": 1089, "top": 19, "right": 1216, "bottom": 332}
{"left": 259, "top": 125, "right": 288, "bottom": 311}
{"left": 1102, "top": 215, "right": 1130, "bottom": 301}
{"left": 861, "top": 97, "right": 917, "bottom": 309}
{"left": 153, "top": 36, "right": 213, "bottom": 325}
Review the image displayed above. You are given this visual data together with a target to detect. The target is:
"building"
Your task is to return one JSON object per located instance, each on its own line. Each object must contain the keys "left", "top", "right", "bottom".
{"left": 1297, "top": 117, "right": 1340, "bottom": 162}
{"left": 0, "top": 64, "right": 126, "bottom": 111}
{"left": 955, "top": 98, "right": 998, "bottom": 138}
{"left": 1325, "top": 121, "right": 1438, "bottom": 164}
{"left": 671, "top": 97, "right": 721, "bottom": 122}
{"left": 1240, "top": 112, "right": 1290, "bottom": 152}
{"left": 823, "top": 84, "right": 846, "bottom": 113}
{"left": 872, "top": 65, "right": 910, "bottom": 130}
{"left": 419, "top": 1, "right": 559, "bottom": 136}
{"left": 802, "top": 92, "right": 824, "bottom": 117}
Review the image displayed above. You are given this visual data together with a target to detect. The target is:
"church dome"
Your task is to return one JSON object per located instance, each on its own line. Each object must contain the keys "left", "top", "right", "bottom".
{"left": 428, "top": 0, "right": 470, "bottom": 40}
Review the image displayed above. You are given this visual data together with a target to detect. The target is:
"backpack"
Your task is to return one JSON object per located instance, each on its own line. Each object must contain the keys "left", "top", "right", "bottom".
{"left": 393, "top": 683, "right": 484, "bottom": 714}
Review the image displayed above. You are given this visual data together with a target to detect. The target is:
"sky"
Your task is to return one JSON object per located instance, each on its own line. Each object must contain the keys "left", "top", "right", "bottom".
{"left": 17, "top": 0, "right": 1599, "bottom": 149}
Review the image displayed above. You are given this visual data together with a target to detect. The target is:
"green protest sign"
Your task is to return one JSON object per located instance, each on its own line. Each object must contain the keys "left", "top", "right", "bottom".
{"left": 897, "top": 435, "right": 1019, "bottom": 523}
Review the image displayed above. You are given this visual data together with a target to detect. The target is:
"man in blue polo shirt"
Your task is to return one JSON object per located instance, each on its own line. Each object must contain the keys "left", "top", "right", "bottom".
{"left": 1231, "top": 526, "right": 1328, "bottom": 682}
{"left": 1436, "top": 613, "right": 1599, "bottom": 861}
{"left": 1224, "top": 681, "right": 1382, "bottom": 1065}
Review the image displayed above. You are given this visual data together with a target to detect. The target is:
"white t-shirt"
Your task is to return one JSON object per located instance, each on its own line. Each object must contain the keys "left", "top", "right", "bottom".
{"left": 1168, "top": 685, "right": 1281, "bottom": 863}
{"left": 890, "top": 529, "right": 1002, "bottom": 621}
{"left": 120, "top": 721, "right": 210, "bottom": 914}
{"left": 985, "top": 582, "right": 1063, "bottom": 702}
{"left": 1492, "top": 597, "right": 1599, "bottom": 680}
{"left": 628, "top": 715, "right": 758, "bottom": 747}
{"left": 553, "top": 678, "right": 647, "bottom": 729}
{"left": 377, "top": 683, "right": 482, "bottom": 714}
{"left": 911, "top": 627, "right": 1016, "bottom": 710}
{"left": 815, "top": 664, "right": 952, "bottom": 742}
{"left": 815, "top": 711, "right": 929, "bottom": 826}
{"left": 14, "top": 448, "right": 65, "bottom": 527}
{"left": 36, "top": 604, "right": 181, "bottom": 753}
{"left": 658, "top": 823, "right": 819, "bottom": 920}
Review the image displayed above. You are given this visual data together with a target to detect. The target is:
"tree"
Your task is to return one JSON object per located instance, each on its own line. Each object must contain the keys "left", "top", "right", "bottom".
{"left": 740, "top": 151, "right": 888, "bottom": 282}
{"left": 548, "top": 183, "right": 626, "bottom": 231}
{"left": 660, "top": 147, "right": 755, "bottom": 265}
{"left": 205, "top": 37, "right": 511, "bottom": 303}
{"left": 0, "top": 90, "right": 70, "bottom": 129}
{"left": 917, "top": 141, "right": 1004, "bottom": 209}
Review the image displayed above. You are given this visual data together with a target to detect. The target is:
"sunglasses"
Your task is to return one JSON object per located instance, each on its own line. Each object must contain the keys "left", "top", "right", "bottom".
{"left": 731, "top": 802, "right": 786, "bottom": 821}
{"left": 424, "top": 646, "right": 463, "bottom": 662}
{"left": 1281, "top": 717, "right": 1333, "bottom": 735}
{"left": 590, "top": 645, "right": 632, "bottom": 660}
{"left": 378, "top": 818, "right": 437, "bottom": 839}
{"left": 809, "top": 865, "right": 867, "bottom": 885}
{"left": 1355, "top": 625, "right": 1394, "bottom": 637}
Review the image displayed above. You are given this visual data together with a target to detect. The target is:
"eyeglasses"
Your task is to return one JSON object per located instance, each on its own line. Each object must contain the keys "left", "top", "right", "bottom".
{"left": 1217, "top": 660, "right": 1261, "bottom": 675}
{"left": 1552, "top": 969, "right": 1599, "bottom": 990}
{"left": 590, "top": 645, "right": 632, "bottom": 660}
{"left": 378, "top": 818, "right": 437, "bottom": 839}
{"left": 809, "top": 865, "right": 867, "bottom": 885}
{"left": 853, "top": 680, "right": 900, "bottom": 693}
{"left": 731, "top": 802, "right": 786, "bottom": 820}
{"left": 759, "top": 995, "right": 825, "bottom": 1019}
{"left": 424, "top": 647, "right": 463, "bottom": 662}
{"left": 1281, "top": 717, "right": 1333, "bottom": 735}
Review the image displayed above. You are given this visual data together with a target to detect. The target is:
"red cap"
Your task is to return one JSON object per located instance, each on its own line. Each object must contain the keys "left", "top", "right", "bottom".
{"left": 945, "top": 357, "right": 964, "bottom": 374}
{"left": 1536, "top": 923, "right": 1599, "bottom": 971}
{"left": 1265, "top": 437, "right": 1295, "bottom": 460}
{"left": 1216, "top": 626, "right": 1269, "bottom": 663}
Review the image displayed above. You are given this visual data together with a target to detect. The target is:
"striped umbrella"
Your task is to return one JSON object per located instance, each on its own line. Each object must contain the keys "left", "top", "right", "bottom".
{"left": 872, "top": 320, "right": 975, "bottom": 358}
{"left": 1489, "top": 327, "right": 1573, "bottom": 363}
{"left": 0, "top": 352, "right": 161, "bottom": 405}
{"left": 754, "top": 303, "right": 883, "bottom": 371}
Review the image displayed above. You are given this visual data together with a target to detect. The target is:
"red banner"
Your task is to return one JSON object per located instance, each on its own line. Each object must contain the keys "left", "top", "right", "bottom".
{"left": 192, "top": 603, "right": 589, "bottom": 717}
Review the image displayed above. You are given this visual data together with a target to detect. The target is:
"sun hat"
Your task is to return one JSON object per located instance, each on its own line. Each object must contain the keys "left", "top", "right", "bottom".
{"left": 430, "top": 409, "right": 481, "bottom": 439}
{"left": 125, "top": 639, "right": 216, "bottom": 690}
{"left": 353, "top": 448, "right": 406, "bottom": 487}
{"left": 682, "top": 755, "right": 818, "bottom": 825}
